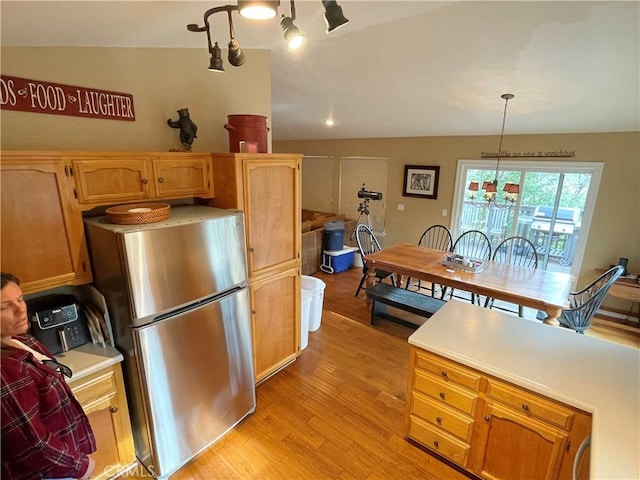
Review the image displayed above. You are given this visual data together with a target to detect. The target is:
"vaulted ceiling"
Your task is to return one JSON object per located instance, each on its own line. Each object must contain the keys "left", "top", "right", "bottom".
{"left": 2, "top": 1, "right": 638, "bottom": 141}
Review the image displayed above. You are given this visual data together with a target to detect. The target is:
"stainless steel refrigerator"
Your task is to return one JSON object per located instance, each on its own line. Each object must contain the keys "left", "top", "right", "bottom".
{"left": 84, "top": 205, "right": 255, "bottom": 478}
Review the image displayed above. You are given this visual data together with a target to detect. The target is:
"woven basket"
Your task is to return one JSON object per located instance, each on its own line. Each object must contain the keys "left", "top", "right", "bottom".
{"left": 106, "top": 203, "right": 171, "bottom": 225}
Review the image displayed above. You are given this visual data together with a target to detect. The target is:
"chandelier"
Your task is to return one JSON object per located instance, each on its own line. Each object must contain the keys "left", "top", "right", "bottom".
{"left": 187, "top": 1, "right": 349, "bottom": 72}
{"left": 468, "top": 93, "right": 520, "bottom": 210}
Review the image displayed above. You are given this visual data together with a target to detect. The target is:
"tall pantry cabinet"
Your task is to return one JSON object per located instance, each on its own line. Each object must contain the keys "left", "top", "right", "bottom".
{"left": 208, "top": 153, "right": 302, "bottom": 383}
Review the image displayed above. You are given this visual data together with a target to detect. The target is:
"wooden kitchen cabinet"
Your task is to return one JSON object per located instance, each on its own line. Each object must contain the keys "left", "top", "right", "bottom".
{"left": 209, "top": 153, "right": 300, "bottom": 280}
{"left": 70, "top": 152, "right": 214, "bottom": 208}
{"left": 250, "top": 267, "right": 301, "bottom": 382}
{"left": 472, "top": 400, "right": 568, "bottom": 479}
{"left": 209, "top": 153, "right": 302, "bottom": 382}
{"left": 68, "top": 363, "right": 136, "bottom": 480}
{"left": 406, "top": 349, "right": 480, "bottom": 469}
{"left": 406, "top": 347, "right": 591, "bottom": 480}
{"left": 0, "top": 153, "right": 92, "bottom": 294}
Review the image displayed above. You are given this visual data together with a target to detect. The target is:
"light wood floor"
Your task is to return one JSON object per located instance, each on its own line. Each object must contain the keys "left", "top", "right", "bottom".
{"left": 124, "top": 266, "right": 638, "bottom": 480}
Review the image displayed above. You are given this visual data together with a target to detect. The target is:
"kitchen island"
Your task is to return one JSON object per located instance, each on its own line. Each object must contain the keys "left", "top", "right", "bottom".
{"left": 405, "top": 301, "right": 639, "bottom": 480}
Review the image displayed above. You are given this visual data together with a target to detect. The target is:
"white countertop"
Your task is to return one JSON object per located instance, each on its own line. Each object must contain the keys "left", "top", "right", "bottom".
{"left": 408, "top": 301, "right": 640, "bottom": 480}
{"left": 55, "top": 343, "right": 123, "bottom": 385}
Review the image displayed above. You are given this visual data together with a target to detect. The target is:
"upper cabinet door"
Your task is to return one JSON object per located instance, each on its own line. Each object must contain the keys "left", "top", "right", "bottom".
{"left": 152, "top": 155, "right": 213, "bottom": 198}
{"left": 0, "top": 154, "right": 92, "bottom": 293}
{"left": 72, "top": 157, "right": 153, "bottom": 205}
{"left": 243, "top": 157, "right": 300, "bottom": 278}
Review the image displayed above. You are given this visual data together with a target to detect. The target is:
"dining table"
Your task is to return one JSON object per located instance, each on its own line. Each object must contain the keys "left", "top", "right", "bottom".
{"left": 364, "top": 243, "right": 574, "bottom": 326}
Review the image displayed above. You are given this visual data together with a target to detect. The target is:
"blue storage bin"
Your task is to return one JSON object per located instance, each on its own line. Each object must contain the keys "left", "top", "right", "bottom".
{"left": 324, "top": 221, "right": 345, "bottom": 251}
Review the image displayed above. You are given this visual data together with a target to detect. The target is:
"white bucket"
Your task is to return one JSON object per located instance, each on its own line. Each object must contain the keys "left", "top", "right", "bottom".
{"left": 301, "top": 275, "right": 326, "bottom": 332}
{"left": 301, "top": 289, "right": 312, "bottom": 350}
{"left": 353, "top": 251, "right": 363, "bottom": 268}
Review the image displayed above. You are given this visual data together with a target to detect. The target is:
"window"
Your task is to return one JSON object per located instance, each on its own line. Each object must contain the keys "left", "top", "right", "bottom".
{"left": 302, "top": 156, "right": 334, "bottom": 212}
{"left": 453, "top": 159, "right": 604, "bottom": 276}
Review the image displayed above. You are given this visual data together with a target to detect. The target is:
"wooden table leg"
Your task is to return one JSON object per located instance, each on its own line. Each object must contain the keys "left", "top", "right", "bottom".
{"left": 542, "top": 306, "right": 562, "bottom": 327}
{"left": 365, "top": 269, "right": 377, "bottom": 307}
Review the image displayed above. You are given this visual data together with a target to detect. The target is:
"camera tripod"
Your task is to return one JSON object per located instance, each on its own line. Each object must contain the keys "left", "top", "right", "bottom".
{"left": 349, "top": 197, "right": 374, "bottom": 242}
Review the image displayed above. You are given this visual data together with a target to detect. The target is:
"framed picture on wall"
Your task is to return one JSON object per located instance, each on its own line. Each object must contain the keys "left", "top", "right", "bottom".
{"left": 403, "top": 165, "right": 440, "bottom": 199}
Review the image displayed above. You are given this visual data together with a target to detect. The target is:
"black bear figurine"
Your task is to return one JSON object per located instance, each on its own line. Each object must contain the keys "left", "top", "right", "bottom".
{"left": 167, "top": 108, "right": 198, "bottom": 151}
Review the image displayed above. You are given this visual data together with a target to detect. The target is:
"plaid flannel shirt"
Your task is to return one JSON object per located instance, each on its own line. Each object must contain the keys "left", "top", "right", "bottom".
{"left": 1, "top": 334, "right": 96, "bottom": 480}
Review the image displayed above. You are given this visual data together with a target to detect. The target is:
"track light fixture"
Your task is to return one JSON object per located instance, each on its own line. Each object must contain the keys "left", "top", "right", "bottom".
{"left": 226, "top": 9, "right": 246, "bottom": 66}
{"left": 322, "top": 0, "right": 349, "bottom": 33}
{"left": 238, "top": 1, "right": 280, "bottom": 20}
{"left": 208, "top": 42, "right": 225, "bottom": 72}
{"left": 188, "top": 1, "right": 349, "bottom": 71}
{"left": 280, "top": 1, "right": 305, "bottom": 50}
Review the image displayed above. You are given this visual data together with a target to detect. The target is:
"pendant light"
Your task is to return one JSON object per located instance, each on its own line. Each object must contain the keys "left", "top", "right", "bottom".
{"left": 468, "top": 93, "right": 520, "bottom": 209}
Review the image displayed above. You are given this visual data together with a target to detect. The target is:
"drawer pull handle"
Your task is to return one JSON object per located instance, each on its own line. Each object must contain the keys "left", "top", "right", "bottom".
{"left": 439, "top": 392, "right": 445, "bottom": 400}
{"left": 436, "top": 416, "right": 442, "bottom": 424}
{"left": 110, "top": 407, "right": 118, "bottom": 413}
{"left": 433, "top": 440, "right": 439, "bottom": 448}
{"left": 522, "top": 404, "right": 530, "bottom": 412}
{"left": 441, "top": 371, "right": 448, "bottom": 377}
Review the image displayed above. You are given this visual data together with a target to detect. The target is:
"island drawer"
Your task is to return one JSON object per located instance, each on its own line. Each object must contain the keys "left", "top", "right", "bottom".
{"left": 414, "top": 370, "right": 478, "bottom": 415}
{"left": 414, "top": 350, "right": 482, "bottom": 391}
{"left": 408, "top": 414, "right": 470, "bottom": 468}
{"left": 486, "top": 378, "right": 574, "bottom": 430}
{"left": 411, "top": 390, "right": 475, "bottom": 442}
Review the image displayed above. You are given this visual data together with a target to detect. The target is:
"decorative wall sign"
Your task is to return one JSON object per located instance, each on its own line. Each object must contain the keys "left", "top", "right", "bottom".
{"left": 481, "top": 150, "right": 575, "bottom": 158}
{"left": 403, "top": 165, "right": 440, "bottom": 199}
{"left": 0, "top": 75, "right": 135, "bottom": 121}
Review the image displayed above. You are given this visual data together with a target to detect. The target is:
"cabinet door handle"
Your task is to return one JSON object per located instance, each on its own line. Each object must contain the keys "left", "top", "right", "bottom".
{"left": 573, "top": 436, "right": 591, "bottom": 480}
{"left": 439, "top": 392, "right": 445, "bottom": 400}
{"left": 110, "top": 407, "right": 118, "bottom": 413}
{"left": 158, "top": 177, "right": 165, "bottom": 183}
{"left": 433, "top": 440, "right": 439, "bottom": 448}
{"left": 522, "top": 404, "right": 530, "bottom": 412}
{"left": 142, "top": 178, "right": 149, "bottom": 184}
{"left": 251, "top": 309, "right": 256, "bottom": 314}
{"left": 441, "top": 371, "right": 448, "bottom": 378}
{"left": 484, "top": 415, "right": 491, "bottom": 423}
{"left": 435, "top": 416, "right": 442, "bottom": 425}
{"left": 249, "top": 247, "right": 255, "bottom": 252}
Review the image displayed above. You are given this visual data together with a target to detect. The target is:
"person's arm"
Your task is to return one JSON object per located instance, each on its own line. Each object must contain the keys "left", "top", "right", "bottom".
{"left": 77, "top": 456, "right": 96, "bottom": 480}
{"left": 1, "top": 364, "right": 92, "bottom": 479}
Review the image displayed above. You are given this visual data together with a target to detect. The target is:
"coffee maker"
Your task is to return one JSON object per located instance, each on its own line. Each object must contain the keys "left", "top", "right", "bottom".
{"left": 28, "top": 294, "right": 91, "bottom": 354}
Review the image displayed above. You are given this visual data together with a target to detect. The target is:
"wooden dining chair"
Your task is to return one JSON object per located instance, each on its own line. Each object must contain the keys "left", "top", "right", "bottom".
{"left": 406, "top": 225, "right": 453, "bottom": 296}
{"left": 556, "top": 265, "right": 624, "bottom": 333}
{"left": 354, "top": 224, "right": 395, "bottom": 297}
{"left": 445, "top": 230, "right": 492, "bottom": 302}
{"left": 484, "top": 236, "right": 538, "bottom": 317}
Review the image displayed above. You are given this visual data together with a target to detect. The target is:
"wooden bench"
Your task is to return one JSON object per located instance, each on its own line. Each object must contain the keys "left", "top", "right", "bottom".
{"left": 366, "top": 282, "right": 447, "bottom": 327}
